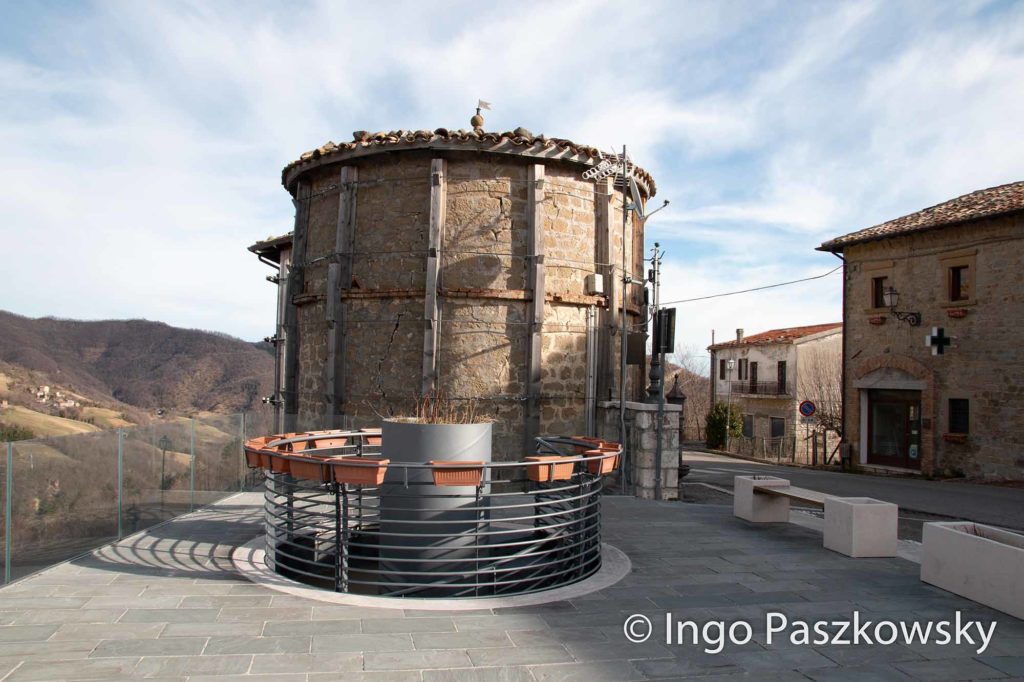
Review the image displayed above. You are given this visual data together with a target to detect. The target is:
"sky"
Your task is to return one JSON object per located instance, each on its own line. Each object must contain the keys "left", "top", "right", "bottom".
{"left": 2, "top": 0, "right": 1023, "bottom": 373}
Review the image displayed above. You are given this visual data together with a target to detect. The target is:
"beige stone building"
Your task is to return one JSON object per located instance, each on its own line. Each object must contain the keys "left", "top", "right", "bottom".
{"left": 709, "top": 324, "right": 842, "bottom": 463}
{"left": 250, "top": 125, "right": 657, "bottom": 460}
{"left": 819, "top": 181, "right": 1024, "bottom": 480}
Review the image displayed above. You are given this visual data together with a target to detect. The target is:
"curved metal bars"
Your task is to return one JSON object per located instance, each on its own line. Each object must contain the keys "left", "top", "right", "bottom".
{"left": 245, "top": 431, "right": 620, "bottom": 598}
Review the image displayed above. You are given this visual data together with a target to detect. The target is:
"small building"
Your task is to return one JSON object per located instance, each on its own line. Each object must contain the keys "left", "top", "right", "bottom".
{"left": 709, "top": 323, "right": 842, "bottom": 463}
{"left": 819, "top": 181, "right": 1024, "bottom": 479}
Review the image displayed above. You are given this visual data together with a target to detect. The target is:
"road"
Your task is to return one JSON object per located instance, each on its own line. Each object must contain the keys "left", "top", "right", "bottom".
{"left": 682, "top": 450, "right": 1024, "bottom": 532}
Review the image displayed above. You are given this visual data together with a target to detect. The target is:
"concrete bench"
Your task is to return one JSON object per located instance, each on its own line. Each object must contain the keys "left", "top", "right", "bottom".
{"left": 734, "top": 475, "right": 898, "bottom": 558}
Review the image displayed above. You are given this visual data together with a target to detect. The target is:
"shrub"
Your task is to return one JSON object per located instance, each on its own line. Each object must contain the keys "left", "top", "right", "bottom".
{"left": 705, "top": 402, "right": 741, "bottom": 449}
{"left": 0, "top": 423, "right": 35, "bottom": 442}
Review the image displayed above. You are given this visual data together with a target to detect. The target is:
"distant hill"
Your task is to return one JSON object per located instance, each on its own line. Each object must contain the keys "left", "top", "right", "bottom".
{"left": 0, "top": 311, "right": 273, "bottom": 414}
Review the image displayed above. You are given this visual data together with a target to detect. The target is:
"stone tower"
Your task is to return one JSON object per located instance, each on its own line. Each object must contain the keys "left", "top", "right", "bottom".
{"left": 267, "top": 126, "right": 656, "bottom": 459}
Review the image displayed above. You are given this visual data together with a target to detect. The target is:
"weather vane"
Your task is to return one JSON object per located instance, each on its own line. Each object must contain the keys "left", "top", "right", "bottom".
{"left": 471, "top": 100, "right": 491, "bottom": 131}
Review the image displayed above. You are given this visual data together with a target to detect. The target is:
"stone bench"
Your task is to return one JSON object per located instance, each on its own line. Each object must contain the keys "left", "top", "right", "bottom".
{"left": 734, "top": 475, "right": 898, "bottom": 558}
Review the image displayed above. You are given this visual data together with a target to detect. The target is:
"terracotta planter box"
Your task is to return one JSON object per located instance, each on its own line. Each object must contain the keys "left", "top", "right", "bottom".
{"left": 584, "top": 449, "right": 617, "bottom": 475}
{"left": 868, "top": 315, "right": 887, "bottom": 325}
{"left": 305, "top": 435, "right": 348, "bottom": 450}
{"left": 525, "top": 455, "right": 575, "bottom": 482}
{"left": 429, "top": 460, "right": 485, "bottom": 487}
{"left": 288, "top": 456, "right": 331, "bottom": 483}
{"left": 243, "top": 448, "right": 264, "bottom": 469}
{"left": 921, "top": 521, "right": 1024, "bottom": 620}
{"left": 331, "top": 457, "right": 389, "bottom": 486}
{"left": 942, "top": 432, "right": 968, "bottom": 444}
{"left": 268, "top": 454, "right": 292, "bottom": 475}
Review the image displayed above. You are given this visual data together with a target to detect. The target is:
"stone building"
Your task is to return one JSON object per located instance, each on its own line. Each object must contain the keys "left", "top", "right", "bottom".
{"left": 250, "top": 124, "right": 657, "bottom": 459}
{"left": 819, "top": 181, "right": 1024, "bottom": 479}
{"left": 709, "top": 324, "right": 842, "bottom": 463}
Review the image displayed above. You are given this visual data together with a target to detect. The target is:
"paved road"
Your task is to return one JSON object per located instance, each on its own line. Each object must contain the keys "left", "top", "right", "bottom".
{"left": 682, "top": 450, "right": 1024, "bottom": 531}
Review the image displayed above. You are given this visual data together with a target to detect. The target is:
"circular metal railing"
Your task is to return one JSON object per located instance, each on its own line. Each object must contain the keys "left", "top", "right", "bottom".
{"left": 243, "top": 430, "right": 620, "bottom": 598}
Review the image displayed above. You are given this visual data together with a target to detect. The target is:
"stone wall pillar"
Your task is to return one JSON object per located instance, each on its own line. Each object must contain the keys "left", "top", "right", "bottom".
{"left": 597, "top": 401, "right": 681, "bottom": 500}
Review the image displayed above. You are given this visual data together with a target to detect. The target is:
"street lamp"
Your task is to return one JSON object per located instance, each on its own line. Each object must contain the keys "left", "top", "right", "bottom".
{"left": 725, "top": 359, "right": 735, "bottom": 451}
{"left": 158, "top": 435, "right": 172, "bottom": 512}
{"left": 882, "top": 286, "right": 921, "bottom": 326}
{"left": 666, "top": 373, "right": 688, "bottom": 478}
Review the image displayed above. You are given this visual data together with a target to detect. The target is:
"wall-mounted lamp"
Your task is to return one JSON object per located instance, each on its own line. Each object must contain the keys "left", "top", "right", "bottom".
{"left": 882, "top": 286, "right": 921, "bottom": 326}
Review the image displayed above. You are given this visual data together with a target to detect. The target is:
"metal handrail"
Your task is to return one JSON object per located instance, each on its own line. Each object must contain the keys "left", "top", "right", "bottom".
{"left": 257, "top": 431, "right": 610, "bottom": 599}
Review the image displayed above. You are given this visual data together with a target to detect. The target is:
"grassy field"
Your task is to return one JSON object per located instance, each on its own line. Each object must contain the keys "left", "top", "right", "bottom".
{"left": 80, "top": 406, "right": 134, "bottom": 429}
{"left": 0, "top": 405, "right": 101, "bottom": 437}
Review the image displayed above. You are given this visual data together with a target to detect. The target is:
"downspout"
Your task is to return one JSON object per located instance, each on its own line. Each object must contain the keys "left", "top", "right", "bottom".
{"left": 831, "top": 251, "right": 847, "bottom": 463}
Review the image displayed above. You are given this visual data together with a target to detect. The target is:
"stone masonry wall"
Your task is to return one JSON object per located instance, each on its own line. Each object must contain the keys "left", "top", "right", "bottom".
{"left": 287, "top": 149, "right": 646, "bottom": 460}
{"left": 843, "top": 214, "right": 1024, "bottom": 479}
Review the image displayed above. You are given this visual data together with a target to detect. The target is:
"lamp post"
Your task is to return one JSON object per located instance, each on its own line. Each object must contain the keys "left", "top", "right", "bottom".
{"left": 725, "top": 359, "right": 735, "bottom": 451}
{"left": 158, "top": 435, "right": 172, "bottom": 511}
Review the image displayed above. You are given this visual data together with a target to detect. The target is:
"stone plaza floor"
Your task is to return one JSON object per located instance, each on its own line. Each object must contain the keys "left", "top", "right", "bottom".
{"left": 0, "top": 492, "right": 1021, "bottom": 681}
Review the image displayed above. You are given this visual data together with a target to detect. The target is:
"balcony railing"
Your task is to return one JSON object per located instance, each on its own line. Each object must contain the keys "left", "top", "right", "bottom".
{"left": 729, "top": 380, "right": 790, "bottom": 397}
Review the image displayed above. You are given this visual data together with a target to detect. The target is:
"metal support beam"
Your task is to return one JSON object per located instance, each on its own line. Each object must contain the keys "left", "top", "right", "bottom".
{"left": 595, "top": 176, "right": 615, "bottom": 402}
{"left": 525, "top": 164, "right": 546, "bottom": 451}
{"left": 328, "top": 167, "right": 357, "bottom": 428}
{"left": 422, "top": 159, "right": 447, "bottom": 395}
{"left": 283, "top": 181, "right": 311, "bottom": 432}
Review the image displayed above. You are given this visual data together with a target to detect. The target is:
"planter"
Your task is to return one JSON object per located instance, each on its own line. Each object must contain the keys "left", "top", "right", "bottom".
{"left": 947, "top": 308, "right": 969, "bottom": 319}
{"left": 360, "top": 428, "right": 383, "bottom": 446}
{"left": 942, "top": 432, "right": 968, "bottom": 444}
{"left": 525, "top": 455, "right": 575, "bottom": 482}
{"left": 268, "top": 454, "right": 291, "bottom": 475}
{"left": 868, "top": 315, "right": 887, "bottom": 325}
{"left": 288, "top": 455, "right": 331, "bottom": 483}
{"left": 330, "top": 457, "right": 389, "bottom": 486}
{"left": 584, "top": 449, "right": 617, "bottom": 475}
{"left": 430, "top": 460, "right": 485, "bottom": 487}
{"left": 921, "top": 521, "right": 1024, "bottom": 619}
{"left": 304, "top": 434, "right": 348, "bottom": 450}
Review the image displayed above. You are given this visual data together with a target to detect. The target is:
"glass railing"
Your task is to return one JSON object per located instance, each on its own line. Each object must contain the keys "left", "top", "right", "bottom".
{"left": 0, "top": 407, "right": 277, "bottom": 584}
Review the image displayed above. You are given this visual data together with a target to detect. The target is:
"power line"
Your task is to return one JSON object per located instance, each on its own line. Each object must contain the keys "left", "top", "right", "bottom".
{"left": 659, "top": 264, "right": 842, "bottom": 306}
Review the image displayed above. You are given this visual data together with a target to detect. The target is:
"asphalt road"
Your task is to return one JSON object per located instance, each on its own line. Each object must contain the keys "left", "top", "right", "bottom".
{"left": 682, "top": 450, "right": 1024, "bottom": 532}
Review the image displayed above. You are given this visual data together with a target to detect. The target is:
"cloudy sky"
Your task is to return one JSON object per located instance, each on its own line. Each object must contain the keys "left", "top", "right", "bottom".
{"left": 3, "top": 0, "right": 1023, "bottom": 371}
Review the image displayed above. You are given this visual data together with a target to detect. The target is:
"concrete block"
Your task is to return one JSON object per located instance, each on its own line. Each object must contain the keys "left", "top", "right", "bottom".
{"left": 823, "top": 497, "right": 898, "bottom": 558}
{"left": 921, "top": 521, "right": 1024, "bottom": 620}
{"left": 733, "top": 476, "right": 790, "bottom": 523}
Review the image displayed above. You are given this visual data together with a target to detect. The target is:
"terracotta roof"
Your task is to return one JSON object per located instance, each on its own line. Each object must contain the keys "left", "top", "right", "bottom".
{"left": 282, "top": 127, "right": 656, "bottom": 198}
{"left": 819, "top": 181, "right": 1024, "bottom": 252}
{"left": 248, "top": 232, "right": 293, "bottom": 263}
{"left": 709, "top": 323, "right": 842, "bottom": 350}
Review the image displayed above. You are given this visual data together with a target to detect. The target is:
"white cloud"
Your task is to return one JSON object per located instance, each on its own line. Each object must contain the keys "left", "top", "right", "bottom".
{"left": 0, "top": 0, "right": 1022, "bottom": 354}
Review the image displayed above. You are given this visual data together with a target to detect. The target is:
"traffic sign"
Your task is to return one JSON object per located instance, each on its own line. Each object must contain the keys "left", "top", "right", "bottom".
{"left": 798, "top": 400, "right": 816, "bottom": 417}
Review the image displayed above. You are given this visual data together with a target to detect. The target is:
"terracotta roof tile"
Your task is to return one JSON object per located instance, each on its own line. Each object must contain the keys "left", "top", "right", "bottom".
{"left": 282, "top": 127, "right": 656, "bottom": 198}
{"left": 819, "top": 181, "right": 1024, "bottom": 252}
{"left": 709, "top": 323, "right": 842, "bottom": 350}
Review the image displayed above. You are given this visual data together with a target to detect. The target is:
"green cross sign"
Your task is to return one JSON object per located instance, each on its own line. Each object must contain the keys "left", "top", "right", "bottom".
{"left": 926, "top": 327, "right": 952, "bottom": 356}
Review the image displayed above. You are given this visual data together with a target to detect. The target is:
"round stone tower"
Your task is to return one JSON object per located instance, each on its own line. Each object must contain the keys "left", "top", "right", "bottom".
{"left": 276, "top": 125, "right": 656, "bottom": 458}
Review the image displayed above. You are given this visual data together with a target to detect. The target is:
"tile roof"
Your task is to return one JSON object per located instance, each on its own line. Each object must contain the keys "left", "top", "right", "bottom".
{"left": 709, "top": 323, "right": 842, "bottom": 350}
{"left": 248, "top": 232, "right": 293, "bottom": 263}
{"left": 282, "top": 127, "right": 656, "bottom": 198}
{"left": 819, "top": 181, "right": 1024, "bottom": 252}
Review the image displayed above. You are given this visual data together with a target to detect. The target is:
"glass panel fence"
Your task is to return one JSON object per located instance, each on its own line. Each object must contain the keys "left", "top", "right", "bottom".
{"left": 0, "top": 407, "right": 277, "bottom": 584}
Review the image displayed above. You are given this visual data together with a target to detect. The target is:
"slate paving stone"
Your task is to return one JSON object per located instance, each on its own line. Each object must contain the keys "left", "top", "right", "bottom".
{"left": 262, "top": 618, "right": 361, "bottom": 636}
{"left": 312, "top": 633, "right": 414, "bottom": 653}
{"left": 90, "top": 636, "right": 208, "bottom": 657}
{"left": 529, "top": 660, "right": 646, "bottom": 681}
{"left": 413, "top": 629, "right": 513, "bottom": 650}
{"left": 363, "top": 616, "right": 456, "bottom": 633}
{"left": 978, "top": 657, "right": 1024, "bottom": 676}
{"left": 132, "top": 653, "right": 253, "bottom": 677}
{"left": 7, "top": 657, "right": 140, "bottom": 681}
{"left": 0, "top": 493, "right": 1021, "bottom": 680}
{"left": 468, "top": 644, "right": 574, "bottom": 666}
{"left": 364, "top": 649, "right": 473, "bottom": 671}
{"left": 422, "top": 667, "right": 536, "bottom": 682}
{"left": 204, "top": 634, "right": 311, "bottom": 655}
{"left": 249, "top": 651, "right": 363, "bottom": 674}
{"left": 894, "top": 657, "right": 1008, "bottom": 680}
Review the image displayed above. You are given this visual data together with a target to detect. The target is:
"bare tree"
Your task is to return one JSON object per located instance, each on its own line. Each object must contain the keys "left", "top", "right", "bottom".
{"left": 663, "top": 346, "right": 711, "bottom": 442}
{"left": 797, "top": 340, "right": 842, "bottom": 439}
